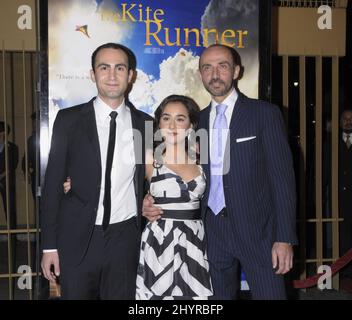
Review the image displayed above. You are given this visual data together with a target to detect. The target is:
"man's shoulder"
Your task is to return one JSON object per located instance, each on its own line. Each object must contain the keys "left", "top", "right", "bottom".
{"left": 126, "top": 101, "right": 154, "bottom": 122}
{"left": 199, "top": 104, "right": 211, "bottom": 116}
{"left": 52, "top": 100, "right": 94, "bottom": 132}
{"left": 58, "top": 100, "right": 93, "bottom": 116}
{"left": 55, "top": 99, "right": 94, "bottom": 123}
{"left": 135, "top": 109, "right": 154, "bottom": 122}
{"left": 240, "top": 94, "right": 281, "bottom": 114}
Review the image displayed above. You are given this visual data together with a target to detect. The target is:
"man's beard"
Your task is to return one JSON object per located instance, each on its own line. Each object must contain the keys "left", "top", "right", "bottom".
{"left": 205, "top": 79, "right": 233, "bottom": 97}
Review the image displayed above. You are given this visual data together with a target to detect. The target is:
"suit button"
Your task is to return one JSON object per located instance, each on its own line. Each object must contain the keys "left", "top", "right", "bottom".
{"left": 220, "top": 208, "right": 227, "bottom": 217}
{"left": 343, "top": 187, "right": 347, "bottom": 191}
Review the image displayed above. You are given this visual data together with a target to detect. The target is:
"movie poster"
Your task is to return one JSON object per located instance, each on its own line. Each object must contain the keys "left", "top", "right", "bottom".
{"left": 48, "top": 0, "right": 259, "bottom": 131}
{"left": 47, "top": 0, "right": 260, "bottom": 292}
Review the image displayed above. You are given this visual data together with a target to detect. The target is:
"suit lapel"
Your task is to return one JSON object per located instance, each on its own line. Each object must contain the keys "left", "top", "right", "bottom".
{"left": 199, "top": 105, "right": 211, "bottom": 181}
{"left": 126, "top": 100, "right": 146, "bottom": 215}
{"left": 228, "top": 93, "right": 250, "bottom": 152}
{"left": 221, "top": 94, "right": 250, "bottom": 176}
{"left": 80, "top": 99, "right": 102, "bottom": 171}
{"left": 127, "top": 100, "right": 144, "bottom": 167}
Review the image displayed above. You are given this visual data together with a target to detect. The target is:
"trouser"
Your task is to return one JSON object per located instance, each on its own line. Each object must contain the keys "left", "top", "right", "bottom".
{"left": 205, "top": 208, "right": 286, "bottom": 300}
{"left": 0, "top": 182, "right": 17, "bottom": 299}
{"left": 0, "top": 182, "right": 17, "bottom": 228}
{"left": 60, "top": 217, "right": 140, "bottom": 300}
{"left": 340, "top": 218, "right": 352, "bottom": 278}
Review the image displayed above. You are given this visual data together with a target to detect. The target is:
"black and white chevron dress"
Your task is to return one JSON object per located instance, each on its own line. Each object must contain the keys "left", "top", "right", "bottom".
{"left": 136, "top": 165, "right": 213, "bottom": 300}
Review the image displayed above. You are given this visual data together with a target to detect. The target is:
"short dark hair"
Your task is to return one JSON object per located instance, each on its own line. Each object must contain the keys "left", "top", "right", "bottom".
{"left": 199, "top": 44, "right": 244, "bottom": 84}
{"left": 200, "top": 44, "right": 242, "bottom": 68}
{"left": 153, "top": 95, "right": 200, "bottom": 163}
{"left": 0, "top": 121, "right": 10, "bottom": 134}
{"left": 341, "top": 109, "right": 352, "bottom": 118}
{"left": 91, "top": 42, "right": 137, "bottom": 72}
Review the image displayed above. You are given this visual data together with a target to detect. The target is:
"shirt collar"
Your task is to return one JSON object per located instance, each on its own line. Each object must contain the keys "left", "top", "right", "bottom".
{"left": 94, "top": 96, "right": 126, "bottom": 122}
{"left": 211, "top": 88, "right": 238, "bottom": 110}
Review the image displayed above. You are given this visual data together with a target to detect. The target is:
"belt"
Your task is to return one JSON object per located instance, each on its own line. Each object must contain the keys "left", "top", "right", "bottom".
{"left": 161, "top": 209, "right": 201, "bottom": 220}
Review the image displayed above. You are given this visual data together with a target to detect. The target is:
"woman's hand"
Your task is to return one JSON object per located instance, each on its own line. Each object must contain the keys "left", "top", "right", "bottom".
{"left": 63, "top": 177, "right": 71, "bottom": 194}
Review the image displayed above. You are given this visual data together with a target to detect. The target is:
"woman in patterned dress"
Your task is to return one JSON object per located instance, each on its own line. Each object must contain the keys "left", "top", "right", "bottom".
{"left": 63, "top": 95, "right": 212, "bottom": 299}
{"left": 136, "top": 95, "right": 212, "bottom": 300}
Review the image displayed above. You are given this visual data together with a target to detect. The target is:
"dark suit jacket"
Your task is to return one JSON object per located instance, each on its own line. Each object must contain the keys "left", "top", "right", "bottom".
{"left": 22, "top": 134, "right": 37, "bottom": 198}
{"left": 339, "top": 138, "right": 352, "bottom": 220}
{"left": 41, "top": 98, "right": 153, "bottom": 266}
{"left": 0, "top": 141, "right": 18, "bottom": 188}
{"left": 22, "top": 134, "right": 37, "bottom": 176}
{"left": 198, "top": 93, "right": 297, "bottom": 265}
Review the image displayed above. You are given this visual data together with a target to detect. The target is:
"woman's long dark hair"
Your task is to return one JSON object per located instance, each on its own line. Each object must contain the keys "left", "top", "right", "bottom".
{"left": 153, "top": 95, "right": 200, "bottom": 165}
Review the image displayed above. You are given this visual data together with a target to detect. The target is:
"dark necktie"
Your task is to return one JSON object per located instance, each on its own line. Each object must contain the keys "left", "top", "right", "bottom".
{"left": 346, "top": 134, "right": 351, "bottom": 149}
{"left": 102, "top": 111, "right": 118, "bottom": 230}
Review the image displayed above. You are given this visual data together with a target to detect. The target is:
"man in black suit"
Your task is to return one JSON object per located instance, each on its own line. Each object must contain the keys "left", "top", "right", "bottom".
{"left": 41, "top": 43, "right": 153, "bottom": 299}
{"left": 0, "top": 121, "right": 18, "bottom": 297}
{"left": 22, "top": 112, "right": 37, "bottom": 200}
{"left": 0, "top": 121, "right": 18, "bottom": 229}
{"left": 143, "top": 44, "right": 297, "bottom": 300}
{"left": 339, "top": 109, "right": 352, "bottom": 281}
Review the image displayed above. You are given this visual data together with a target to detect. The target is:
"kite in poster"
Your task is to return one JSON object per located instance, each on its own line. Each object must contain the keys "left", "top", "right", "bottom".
{"left": 75, "top": 25, "right": 90, "bottom": 38}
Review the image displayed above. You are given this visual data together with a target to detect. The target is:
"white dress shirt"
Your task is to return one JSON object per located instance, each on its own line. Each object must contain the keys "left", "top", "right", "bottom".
{"left": 209, "top": 88, "right": 238, "bottom": 163}
{"left": 94, "top": 97, "right": 137, "bottom": 225}
{"left": 43, "top": 98, "right": 137, "bottom": 252}
{"left": 343, "top": 132, "right": 352, "bottom": 146}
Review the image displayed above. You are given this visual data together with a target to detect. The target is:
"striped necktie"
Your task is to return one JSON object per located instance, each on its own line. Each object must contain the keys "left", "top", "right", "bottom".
{"left": 208, "top": 104, "right": 228, "bottom": 215}
{"left": 346, "top": 134, "right": 351, "bottom": 149}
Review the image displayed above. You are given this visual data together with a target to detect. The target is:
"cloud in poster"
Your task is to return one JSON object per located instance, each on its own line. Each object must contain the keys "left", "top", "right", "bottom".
{"left": 201, "top": 0, "right": 259, "bottom": 98}
{"left": 129, "top": 49, "right": 210, "bottom": 114}
{"left": 48, "top": 0, "right": 260, "bottom": 128}
{"left": 48, "top": 1, "right": 210, "bottom": 127}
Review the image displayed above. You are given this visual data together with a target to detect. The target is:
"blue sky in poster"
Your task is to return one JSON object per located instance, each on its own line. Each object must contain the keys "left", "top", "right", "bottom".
{"left": 94, "top": 0, "right": 207, "bottom": 79}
